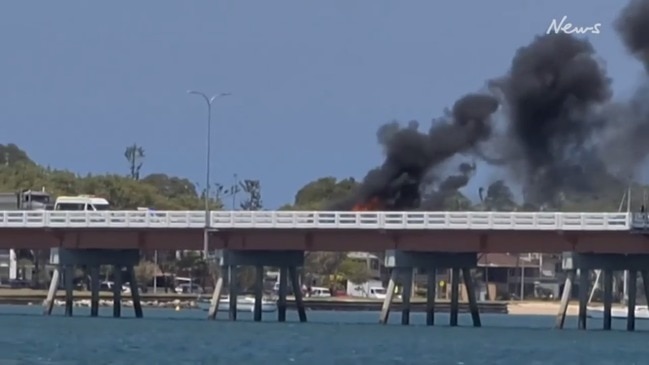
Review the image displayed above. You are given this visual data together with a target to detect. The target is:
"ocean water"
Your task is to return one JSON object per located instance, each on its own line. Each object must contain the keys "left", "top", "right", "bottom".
{"left": 0, "top": 305, "right": 648, "bottom": 364}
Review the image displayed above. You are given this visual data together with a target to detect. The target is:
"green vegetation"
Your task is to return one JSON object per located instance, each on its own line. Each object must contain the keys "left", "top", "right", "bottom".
{"left": 0, "top": 143, "right": 265, "bottom": 210}
{"left": 279, "top": 177, "right": 358, "bottom": 210}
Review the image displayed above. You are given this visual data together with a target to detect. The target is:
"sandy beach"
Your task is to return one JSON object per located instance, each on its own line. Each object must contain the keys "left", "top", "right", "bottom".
{"left": 507, "top": 301, "right": 631, "bottom": 316}
{"left": 507, "top": 301, "right": 578, "bottom": 316}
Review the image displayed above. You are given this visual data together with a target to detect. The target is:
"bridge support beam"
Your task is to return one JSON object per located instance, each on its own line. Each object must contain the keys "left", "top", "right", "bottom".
{"left": 209, "top": 249, "right": 305, "bottom": 322}
{"left": 44, "top": 249, "right": 141, "bottom": 318}
{"left": 556, "top": 252, "right": 649, "bottom": 331}
{"left": 379, "top": 251, "right": 480, "bottom": 327}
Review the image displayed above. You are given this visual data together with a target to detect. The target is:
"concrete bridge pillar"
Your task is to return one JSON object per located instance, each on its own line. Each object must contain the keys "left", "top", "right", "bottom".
{"left": 43, "top": 248, "right": 141, "bottom": 318}
{"left": 379, "top": 250, "right": 481, "bottom": 327}
{"left": 555, "top": 252, "right": 649, "bottom": 331}
{"left": 206, "top": 249, "right": 306, "bottom": 323}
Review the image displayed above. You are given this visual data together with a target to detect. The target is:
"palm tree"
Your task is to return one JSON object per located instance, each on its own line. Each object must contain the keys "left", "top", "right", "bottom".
{"left": 481, "top": 180, "right": 516, "bottom": 211}
{"left": 124, "top": 144, "right": 145, "bottom": 180}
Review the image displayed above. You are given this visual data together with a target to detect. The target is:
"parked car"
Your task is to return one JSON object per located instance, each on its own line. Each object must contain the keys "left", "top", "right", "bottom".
{"left": 174, "top": 283, "right": 203, "bottom": 294}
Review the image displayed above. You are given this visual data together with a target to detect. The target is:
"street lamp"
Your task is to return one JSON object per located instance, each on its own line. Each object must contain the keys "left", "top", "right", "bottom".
{"left": 187, "top": 90, "right": 231, "bottom": 259}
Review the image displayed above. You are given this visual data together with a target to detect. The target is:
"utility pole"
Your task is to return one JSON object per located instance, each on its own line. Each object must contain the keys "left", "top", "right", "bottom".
{"left": 187, "top": 90, "right": 231, "bottom": 259}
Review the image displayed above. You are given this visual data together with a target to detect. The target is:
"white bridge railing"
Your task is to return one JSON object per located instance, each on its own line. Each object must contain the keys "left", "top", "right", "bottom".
{"left": 0, "top": 210, "right": 635, "bottom": 231}
{"left": 631, "top": 213, "right": 649, "bottom": 231}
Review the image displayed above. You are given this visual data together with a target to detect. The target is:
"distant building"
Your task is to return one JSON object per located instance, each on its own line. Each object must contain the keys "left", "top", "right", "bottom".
{"left": 346, "top": 251, "right": 385, "bottom": 280}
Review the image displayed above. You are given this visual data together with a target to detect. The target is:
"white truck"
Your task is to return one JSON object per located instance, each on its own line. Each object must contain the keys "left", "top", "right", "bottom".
{"left": 346, "top": 279, "right": 387, "bottom": 299}
{"left": 53, "top": 195, "right": 110, "bottom": 211}
{"left": 0, "top": 190, "right": 52, "bottom": 284}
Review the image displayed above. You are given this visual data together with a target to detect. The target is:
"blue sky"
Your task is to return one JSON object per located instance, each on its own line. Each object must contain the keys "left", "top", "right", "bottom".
{"left": 0, "top": 0, "right": 644, "bottom": 209}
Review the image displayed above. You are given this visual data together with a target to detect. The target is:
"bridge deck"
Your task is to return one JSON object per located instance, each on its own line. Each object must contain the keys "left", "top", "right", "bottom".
{"left": 0, "top": 211, "right": 648, "bottom": 253}
{"left": 0, "top": 210, "right": 642, "bottom": 230}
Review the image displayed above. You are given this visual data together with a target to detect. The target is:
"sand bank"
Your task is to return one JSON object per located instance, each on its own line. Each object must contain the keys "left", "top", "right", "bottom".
{"left": 507, "top": 301, "right": 578, "bottom": 315}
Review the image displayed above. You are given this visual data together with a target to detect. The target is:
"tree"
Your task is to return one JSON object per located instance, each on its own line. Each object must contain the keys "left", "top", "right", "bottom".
{"left": 0, "top": 144, "right": 34, "bottom": 166}
{"left": 240, "top": 179, "right": 263, "bottom": 211}
{"left": 338, "top": 258, "right": 373, "bottom": 284}
{"left": 230, "top": 174, "right": 241, "bottom": 209}
{"left": 234, "top": 266, "right": 258, "bottom": 292}
{"left": 141, "top": 173, "right": 207, "bottom": 209}
{"left": 100, "top": 265, "right": 113, "bottom": 281}
{"left": 124, "top": 143, "right": 145, "bottom": 180}
{"left": 133, "top": 259, "right": 157, "bottom": 287}
{"left": 175, "top": 251, "right": 211, "bottom": 289}
{"left": 210, "top": 183, "right": 228, "bottom": 210}
{"left": 480, "top": 180, "right": 517, "bottom": 211}
{"left": 304, "top": 252, "right": 347, "bottom": 279}
{"left": 157, "top": 251, "right": 177, "bottom": 293}
{"left": 281, "top": 177, "right": 359, "bottom": 210}
{"left": 443, "top": 192, "right": 473, "bottom": 211}
{"left": 176, "top": 252, "right": 202, "bottom": 278}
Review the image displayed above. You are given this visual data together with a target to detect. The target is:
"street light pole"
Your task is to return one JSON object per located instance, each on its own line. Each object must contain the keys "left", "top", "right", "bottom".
{"left": 187, "top": 90, "right": 231, "bottom": 259}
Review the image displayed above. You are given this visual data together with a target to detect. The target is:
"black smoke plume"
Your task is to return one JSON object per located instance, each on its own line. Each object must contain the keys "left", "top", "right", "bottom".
{"left": 337, "top": 0, "right": 649, "bottom": 211}
{"left": 616, "top": 0, "right": 649, "bottom": 70}
{"left": 489, "top": 33, "right": 613, "bottom": 206}
{"left": 487, "top": 0, "right": 649, "bottom": 208}
{"left": 420, "top": 162, "right": 476, "bottom": 210}
{"left": 332, "top": 93, "right": 498, "bottom": 210}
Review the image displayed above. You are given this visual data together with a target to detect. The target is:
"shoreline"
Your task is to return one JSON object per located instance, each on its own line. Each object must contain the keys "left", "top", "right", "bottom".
{"left": 507, "top": 301, "right": 634, "bottom": 316}
{"left": 0, "top": 289, "right": 504, "bottom": 313}
{"left": 0, "top": 289, "right": 625, "bottom": 315}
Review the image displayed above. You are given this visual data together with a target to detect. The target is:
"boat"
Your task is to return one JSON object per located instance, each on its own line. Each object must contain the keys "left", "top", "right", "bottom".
{"left": 586, "top": 305, "right": 649, "bottom": 320}
{"left": 196, "top": 296, "right": 277, "bottom": 313}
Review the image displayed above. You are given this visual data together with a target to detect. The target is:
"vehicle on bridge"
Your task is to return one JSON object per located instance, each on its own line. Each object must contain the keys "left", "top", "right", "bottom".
{"left": 0, "top": 189, "right": 53, "bottom": 211}
{"left": 0, "top": 189, "right": 53, "bottom": 284}
{"left": 53, "top": 195, "right": 111, "bottom": 211}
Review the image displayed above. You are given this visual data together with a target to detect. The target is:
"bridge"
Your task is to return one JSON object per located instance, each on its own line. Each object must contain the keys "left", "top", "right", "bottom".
{"left": 2, "top": 209, "right": 649, "bottom": 331}
{"left": 0, "top": 210, "right": 646, "bottom": 252}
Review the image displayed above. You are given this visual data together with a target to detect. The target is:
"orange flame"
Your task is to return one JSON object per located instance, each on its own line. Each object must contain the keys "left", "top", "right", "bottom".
{"left": 352, "top": 197, "right": 384, "bottom": 211}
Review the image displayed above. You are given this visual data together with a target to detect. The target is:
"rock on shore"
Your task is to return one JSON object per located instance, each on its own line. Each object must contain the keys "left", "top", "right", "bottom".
{"left": 46, "top": 299, "right": 198, "bottom": 309}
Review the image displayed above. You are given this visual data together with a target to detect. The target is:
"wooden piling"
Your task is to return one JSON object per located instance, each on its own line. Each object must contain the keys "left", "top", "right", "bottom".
{"left": 426, "top": 269, "right": 436, "bottom": 326}
{"left": 127, "top": 266, "right": 143, "bottom": 318}
{"left": 641, "top": 270, "right": 649, "bottom": 309}
{"left": 253, "top": 265, "right": 264, "bottom": 322}
{"left": 112, "top": 265, "right": 122, "bottom": 318}
{"left": 450, "top": 267, "right": 460, "bottom": 327}
{"left": 462, "top": 268, "right": 481, "bottom": 327}
{"left": 401, "top": 268, "right": 413, "bottom": 326}
{"left": 207, "top": 274, "right": 224, "bottom": 320}
{"left": 277, "top": 267, "right": 288, "bottom": 322}
{"left": 289, "top": 266, "right": 307, "bottom": 322}
{"left": 603, "top": 269, "right": 613, "bottom": 330}
{"left": 90, "top": 266, "right": 100, "bottom": 317}
{"left": 229, "top": 266, "right": 238, "bottom": 321}
{"left": 64, "top": 265, "right": 74, "bottom": 317}
{"left": 379, "top": 269, "right": 398, "bottom": 324}
{"left": 555, "top": 271, "right": 574, "bottom": 329}
{"left": 627, "top": 270, "right": 637, "bottom": 331}
{"left": 578, "top": 269, "right": 589, "bottom": 330}
{"left": 43, "top": 268, "right": 60, "bottom": 316}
